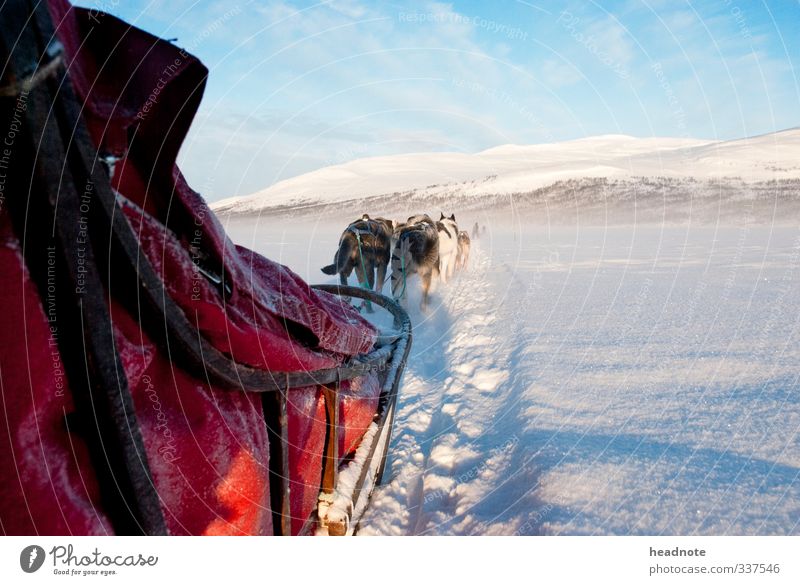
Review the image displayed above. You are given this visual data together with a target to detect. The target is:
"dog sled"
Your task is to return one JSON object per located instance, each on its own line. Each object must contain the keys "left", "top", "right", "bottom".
{"left": 0, "top": 0, "right": 410, "bottom": 536}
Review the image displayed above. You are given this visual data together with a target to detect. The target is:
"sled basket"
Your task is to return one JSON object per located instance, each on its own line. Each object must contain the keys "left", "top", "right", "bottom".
{"left": 0, "top": 0, "right": 411, "bottom": 536}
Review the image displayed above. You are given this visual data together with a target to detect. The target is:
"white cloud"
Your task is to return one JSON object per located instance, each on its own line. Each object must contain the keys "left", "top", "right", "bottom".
{"left": 541, "top": 58, "right": 582, "bottom": 88}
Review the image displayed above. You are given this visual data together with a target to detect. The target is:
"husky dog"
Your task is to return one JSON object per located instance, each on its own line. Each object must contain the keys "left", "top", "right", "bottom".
{"left": 392, "top": 214, "right": 432, "bottom": 254}
{"left": 390, "top": 221, "right": 406, "bottom": 250}
{"left": 321, "top": 215, "right": 393, "bottom": 299}
{"left": 456, "top": 230, "right": 471, "bottom": 270}
{"left": 405, "top": 214, "right": 435, "bottom": 227}
{"left": 436, "top": 213, "right": 459, "bottom": 283}
{"left": 371, "top": 215, "right": 396, "bottom": 235}
{"left": 390, "top": 215, "right": 440, "bottom": 311}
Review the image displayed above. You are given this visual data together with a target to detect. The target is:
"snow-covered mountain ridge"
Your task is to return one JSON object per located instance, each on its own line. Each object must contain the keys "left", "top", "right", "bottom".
{"left": 212, "top": 129, "right": 800, "bottom": 220}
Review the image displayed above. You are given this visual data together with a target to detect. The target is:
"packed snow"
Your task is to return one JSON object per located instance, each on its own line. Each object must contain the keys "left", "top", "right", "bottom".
{"left": 222, "top": 212, "right": 800, "bottom": 535}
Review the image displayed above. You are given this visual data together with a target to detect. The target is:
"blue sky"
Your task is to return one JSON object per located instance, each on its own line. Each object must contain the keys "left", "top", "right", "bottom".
{"left": 74, "top": 1, "right": 799, "bottom": 200}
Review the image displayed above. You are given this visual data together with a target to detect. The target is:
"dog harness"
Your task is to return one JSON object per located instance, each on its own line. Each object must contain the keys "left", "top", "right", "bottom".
{"left": 346, "top": 223, "right": 376, "bottom": 311}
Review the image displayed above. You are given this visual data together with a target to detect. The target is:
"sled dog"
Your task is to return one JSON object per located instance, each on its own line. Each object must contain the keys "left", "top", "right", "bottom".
{"left": 456, "top": 230, "right": 471, "bottom": 270}
{"left": 322, "top": 215, "right": 393, "bottom": 297}
{"left": 391, "top": 215, "right": 440, "bottom": 311}
{"left": 436, "top": 213, "right": 459, "bottom": 283}
{"left": 405, "top": 214, "right": 435, "bottom": 227}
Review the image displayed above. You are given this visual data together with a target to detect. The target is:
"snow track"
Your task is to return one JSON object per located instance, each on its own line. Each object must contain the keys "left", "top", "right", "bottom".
{"left": 359, "top": 247, "right": 540, "bottom": 535}
{"left": 226, "top": 217, "right": 800, "bottom": 535}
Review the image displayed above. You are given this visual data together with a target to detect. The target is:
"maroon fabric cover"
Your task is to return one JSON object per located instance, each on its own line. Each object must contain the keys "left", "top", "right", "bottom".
{"left": 0, "top": 0, "right": 379, "bottom": 535}
{"left": 0, "top": 215, "right": 113, "bottom": 535}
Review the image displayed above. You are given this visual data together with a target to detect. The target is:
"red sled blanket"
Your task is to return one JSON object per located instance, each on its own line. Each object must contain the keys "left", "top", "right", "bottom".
{"left": 0, "top": 0, "right": 384, "bottom": 535}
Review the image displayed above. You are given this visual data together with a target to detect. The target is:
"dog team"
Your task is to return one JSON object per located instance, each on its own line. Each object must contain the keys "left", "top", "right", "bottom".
{"left": 321, "top": 213, "right": 471, "bottom": 311}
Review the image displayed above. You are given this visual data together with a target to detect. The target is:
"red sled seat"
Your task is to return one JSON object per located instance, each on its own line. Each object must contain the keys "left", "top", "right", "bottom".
{"left": 0, "top": 0, "right": 407, "bottom": 536}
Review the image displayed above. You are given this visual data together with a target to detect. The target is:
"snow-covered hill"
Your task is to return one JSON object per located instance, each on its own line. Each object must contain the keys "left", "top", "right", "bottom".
{"left": 212, "top": 129, "right": 800, "bottom": 219}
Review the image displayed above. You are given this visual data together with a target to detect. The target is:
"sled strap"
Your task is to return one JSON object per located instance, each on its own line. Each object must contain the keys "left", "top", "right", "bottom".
{"left": 320, "top": 381, "right": 340, "bottom": 499}
{"left": 317, "top": 379, "right": 342, "bottom": 533}
{"left": 0, "top": 0, "right": 167, "bottom": 535}
{"left": 262, "top": 374, "right": 291, "bottom": 536}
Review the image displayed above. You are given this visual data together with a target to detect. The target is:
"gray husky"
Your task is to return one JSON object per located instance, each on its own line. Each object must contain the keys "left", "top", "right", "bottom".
{"left": 390, "top": 214, "right": 440, "bottom": 311}
{"left": 322, "top": 215, "right": 393, "bottom": 299}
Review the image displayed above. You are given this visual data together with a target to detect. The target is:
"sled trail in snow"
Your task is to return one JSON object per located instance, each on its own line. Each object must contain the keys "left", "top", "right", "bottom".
{"left": 359, "top": 248, "right": 539, "bottom": 535}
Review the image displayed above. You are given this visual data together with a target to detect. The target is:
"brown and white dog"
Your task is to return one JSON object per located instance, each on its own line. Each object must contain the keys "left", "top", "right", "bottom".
{"left": 456, "top": 230, "right": 471, "bottom": 270}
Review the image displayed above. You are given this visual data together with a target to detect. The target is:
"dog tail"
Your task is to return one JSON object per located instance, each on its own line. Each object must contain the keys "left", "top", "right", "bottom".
{"left": 321, "top": 234, "right": 354, "bottom": 274}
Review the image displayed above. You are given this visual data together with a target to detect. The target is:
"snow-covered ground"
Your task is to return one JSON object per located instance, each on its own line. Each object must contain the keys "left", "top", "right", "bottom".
{"left": 223, "top": 214, "right": 800, "bottom": 535}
